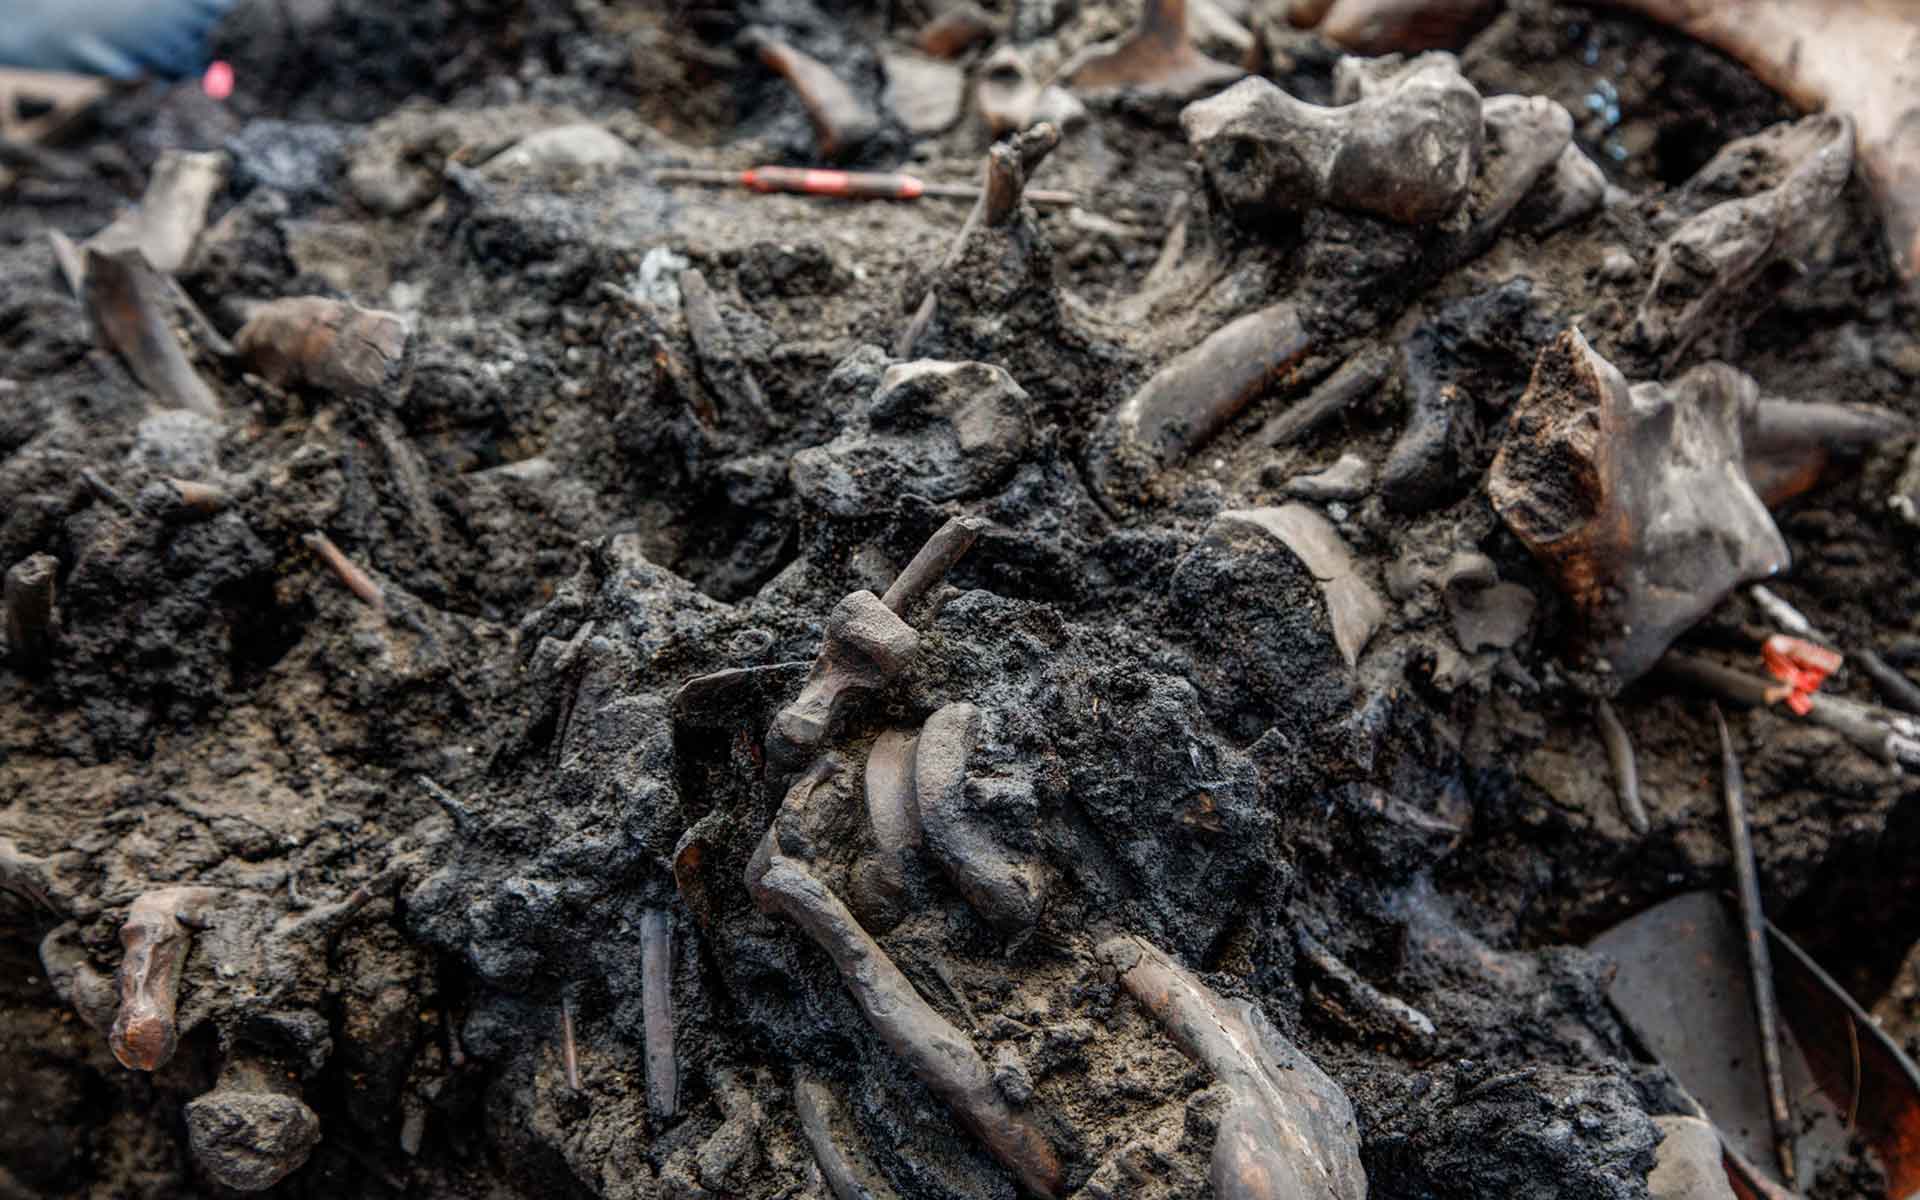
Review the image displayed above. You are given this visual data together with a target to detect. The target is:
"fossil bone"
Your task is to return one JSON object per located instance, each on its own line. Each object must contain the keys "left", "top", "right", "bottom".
{"left": 110, "top": 885, "right": 220, "bottom": 1071}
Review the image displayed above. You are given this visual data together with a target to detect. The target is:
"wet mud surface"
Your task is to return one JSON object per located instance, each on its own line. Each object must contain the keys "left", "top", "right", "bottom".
{"left": 3, "top": 0, "right": 1920, "bottom": 1197}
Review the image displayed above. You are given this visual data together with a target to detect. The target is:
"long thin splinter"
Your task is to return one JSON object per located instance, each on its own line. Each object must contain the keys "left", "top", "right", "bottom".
{"left": 560, "top": 992, "right": 582, "bottom": 1092}
{"left": 1595, "top": 699, "right": 1648, "bottom": 834}
{"left": 641, "top": 908, "right": 677, "bottom": 1120}
{"left": 1715, "top": 707, "right": 1796, "bottom": 1186}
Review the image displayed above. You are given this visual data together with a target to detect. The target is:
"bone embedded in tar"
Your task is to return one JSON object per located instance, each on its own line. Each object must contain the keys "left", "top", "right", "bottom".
{"left": 1489, "top": 328, "right": 1789, "bottom": 685}
{"left": 4, "top": 552, "right": 58, "bottom": 666}
{"left": 641, "top": 907, "right": 677, "bottom": 1120}
{"left": 184, "top": 1054, "right": 323, "bottom": 1191}
{"left": 1469, "top": 93, "right": 1574, "bottom": 240}
{"left": 109, "top": 886, "right": 221, "bottom": 1071}
{"left": 1182, "top": 57, "right": 1481, "bottom": 226}
{"left": 1088, "top": 303, "right": 1309, "bottom": 509}
{"left": 742, "top": 28, "right": 881, "bottom": 161}
{"left": 767, "top": 590, "right": 920, "bottom": 768}
{"left": 1215, "top": 504, "right": 1387, "bottom": 668}
{"left": 915, "top": 702, "right": 1048, "bottom": 930}
{"left": 1064, "top": 0, "right": 1245, "bottom": 97}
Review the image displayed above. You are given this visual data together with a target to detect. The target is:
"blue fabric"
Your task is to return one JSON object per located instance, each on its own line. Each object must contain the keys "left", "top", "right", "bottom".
{"left": 0, "top": 0, "right": 239, "bottom": 79}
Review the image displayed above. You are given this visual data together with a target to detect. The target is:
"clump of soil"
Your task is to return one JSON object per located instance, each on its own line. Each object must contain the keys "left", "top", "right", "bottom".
{"left": 4, "top": 1, "right": 1920, "bottom": 1198}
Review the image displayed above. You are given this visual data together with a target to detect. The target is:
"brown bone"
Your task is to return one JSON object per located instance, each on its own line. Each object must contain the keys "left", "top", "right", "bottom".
{"left": 766, "top": 591, "right": 919, "bottom": 770}
{"left": 1065, "top": 0, "right": 1244, "bottom": 96}
{"left": 742, "top": 28, "right": 881, "bottom": 162}
{"left": 109, "top": 886, "right": 220, "bottom": 1071}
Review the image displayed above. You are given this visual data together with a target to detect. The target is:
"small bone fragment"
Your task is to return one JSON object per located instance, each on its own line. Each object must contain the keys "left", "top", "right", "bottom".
{"left": 918, "top": 5, "right": 999, "bottom": 58}
{"left": 234, "top": 297, "right": 408, "bottom": 396}
{"left": 641, "top": 907, "right": 678, "bottom": 1120}
{"left": 560, "top": 993, "right": 581, "bottom": 1092}
{"left": 1464, "top": 93, "right": 1574, "bottom": 248}
{"left": 1440, "top": 552, "right": 1534, "bottom": 652}
{"left": 916, "top": 703, "right": 1047, "bottom": 930}
{"left": 47, "top": 228, "right": 85, "bottom": 297}
{"left": 1102, "top": 934, "right": 1368, "bottom": 1200}
{"left": 0, "top": 836, "right": 64, "bottom": 916}
{"left": 1258, "top": 346, "right": 1393, "bottom": 447}
{"left": 881, "top": 515, "right": 984, "bottom": 616}
{"left": 742, "top": 28, "right": 881, "bottom": 161}
{"left": 302, "top": 531, "right": 386, "bottom": 612}
{"left": 185, "top": 1054, "right": 323, "bottom": 1191}
{"left": 1295, "top": 927, "right": 1436, "bottom": 1047}
{"left": 4, "top": 553, "right": 57, "bottom": 667}
{"left": 976, "top": 46, "right": 1042, "bottom": 136}
{"left": 1216, "top": 505, "right": 1386, "bottom": 667}
{"left": 39, "top": 923, "right": 117, "bottom": 1032}
{"left": 164, "top": 478, "right": 230, "bottom": 518}
{"left": 1489, "top": 329, "right": 1788, "bottom": 684}
{"left": 84, "top": 248, "right": 222, "bottom": 417}
{"left": 1594, "top": 698, "right": 1649, "bottom": 835}
{"left": 1742, "top": 396, "right": 1911, "bottom": 505}
{"left": 1064, "top": 0, "right": 1244, "bottom": 96}
{"left": 898, "top": 124, "right": 1059, "bottom": 357}
{"left": 1282, "top": 452, "right": 1372, "bottom": 502}
{"left": 1514, "top": 142, "right": 1606, "bottom": 235}
{"left": 767, "top": 591, "right": 920, "bottom": 769}
{"left": 1636, "top": 115, "right": 1853, "bottom": 366}
{"left": 1089, "top": 303, "right": 1310, "bottom": 509}
{"left": 1658, "top": 652, "right": 1908, "bottom": 766}
{"left": 1182, "top": 59, "right": 1482, "bottom": 226}
{"left": 88, "top": 150, "right": 228, "bottom": 275}
{"left": 110, "top": 886, "right": 219, "bottom": 1071}
{"left": 864, "top": 728, "right": 923, "bottom": 902}
{"left": 747, "top": 848, "right": 1062, "bottom": 1197}
{"left": 795, "top": 1077, "right": 903, "bottom": 1200}
{"left": 1312, "top": 0, "right": 1496, "bottom": 52}
{"left": 681, "top": 268, "right": 772, "bottom": 433}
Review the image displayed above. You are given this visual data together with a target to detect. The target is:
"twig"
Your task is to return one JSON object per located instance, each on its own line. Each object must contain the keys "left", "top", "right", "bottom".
{"left": 302, "top": 531, "right": 385, "bottom": 612}
{"left": 1715, "top": 705, "right": 1796, "bottom": 1186}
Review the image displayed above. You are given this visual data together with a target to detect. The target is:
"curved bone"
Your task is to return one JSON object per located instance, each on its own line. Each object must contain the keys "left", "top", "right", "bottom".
{"left": 1102, "top": 935, "right": 1368, "bottom": 1200}
{"left": 767, "top": 591, "right": 920, "bottom": 770}
{"left": 915, "top": 703, "right": 1047, "bottom": 931}
{"left": 1182, "top": 59, "right": 1482, "bottom": 226}
{"left": 1064, "top": 0, "right": 1244, "bottom": 96}
{"left": 742, "top": 27, "right": 881, "bottom": 161}
{"left": 747, "top": 845, "right": 1062, "bottom": 1197}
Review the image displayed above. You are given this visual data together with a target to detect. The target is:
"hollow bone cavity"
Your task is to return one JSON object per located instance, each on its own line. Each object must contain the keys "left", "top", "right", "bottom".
{"left": 1488, "top": 328, "right": 1789, "bottom": 684}
{"left": 1102, "top": 934, "right": 1368, "bottom": 1200}
{"left": 1181, "top": 58, "right": 1482, "bottom": 226}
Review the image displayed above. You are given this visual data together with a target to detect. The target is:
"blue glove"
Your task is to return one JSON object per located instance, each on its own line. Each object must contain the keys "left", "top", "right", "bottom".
{"left": 0, "top": 0, "right": 239, "bottom": 80}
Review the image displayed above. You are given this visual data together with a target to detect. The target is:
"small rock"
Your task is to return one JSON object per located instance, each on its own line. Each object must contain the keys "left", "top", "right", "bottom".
{"left": 1285, "top": 452, "right": 1372, "bottom": 501}
{"left": 883, "top": 51, "right": 966, "bottom": 136}
{"left": 1646, "top": 1116, "right": 1737, "bottom": 1200}
{"left": 480, "top": 124, "right": 634, "bottom": 176}
{"left": 1597, "top": 247, "right": 1639, "bottom": 283}
{"left": 993, "top": 1045, "right": 1036, "bottom": 1105}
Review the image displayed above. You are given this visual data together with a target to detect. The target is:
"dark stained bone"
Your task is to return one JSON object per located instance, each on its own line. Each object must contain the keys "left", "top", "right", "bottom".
{"left": 84, "top": 248, "right": 222, "bottom": 418}
{"left": 748, "top": 839, "right": 1063, "bottom": 1197}
{"left": 1065, "top": 0, "right": 1244, "bottom": 96}
{"left": 0, "top": 835, "right": 66, "bottom": 918}
{"left": 1594, "top": 698, "right": 1648, "bottom": 835}
{"left": 88, "top": 149, "right": 227, "bottom": 276}
{"left": 234, "top": 296, "right": 408, "bottom": 397}
{"left": 882, "top": 515, "right": 984, "bottom": 617}
{"left": 918, "top": 5, "right": 999, "bottom": 58}
{"left": 915, "top": 703, "right": 1047, "bottom": 930}
{"left": 1258, "top": 346, "right": 1393, "bottom": 448}
{"left": 1102, "top": 934, "right": 1368, "bottom": 1200}
{"left": 1466, "top": 93, "right": 1575, "bottom": 247}
{"left": 38, "top": 923, "right": 117, "bottom": 1032}
{"left": 302, "top": 531, "right": 385, "bottom": 612}
{"left": 641, "top": 907, "right": 678, "bottom": 1120}
{"left": 766, "top": 591, "right": 919, "bottom": 770}
{"left": 976, "top": 46, "right": 1042, "bottom": 136}
{"left": 680, "top": 268, "right": 773, "bottom": 434}
{"left": 1742, "top": 397, "right": 1911, "bottom": 506}
{"left": 1635, "top": 114, "right": 1853, "bottom": 367}
{"left": 898, "top": 124, "right": 1059, "bottom": 358}
{"left": 1488, "top": 328, "right": 1789, "bottom": 685}
{"left": 1514, "top": 142, "right": 1606, "bottom": 235}
{"left": 1295, "top": 927, "right": 1437, "bottom": 1049}
{"left": 1296, "top": 0, "right": 1497, "bottom": 53}
{"left": 1182, "top": 57, "right": 1481, "bottom": 226}
{"left": 110, "top": 886, "right": 221, "bottom": 1071}
{"left": 795, "top": 1076, "right": 903, "bottom": 1200}
{"left": 862, "top": 728, "right": 922, "bottom": 900}
{"left": 742, "top": 28, "right": 881, "bottom": 162}
{"left": 1215, "top": 505, "right": 1385, "bottom": 667}
{"left": 1087, "top": 303, "right": 1310, "bottom": 510}
{"left": 4, "top": 552, "right": 57, "bottom": 667}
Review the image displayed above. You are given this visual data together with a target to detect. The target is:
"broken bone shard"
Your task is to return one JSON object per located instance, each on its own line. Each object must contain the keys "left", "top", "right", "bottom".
{"left": 1467, "top": 93, "right": 1575, "bottom": 245}
{"left": 1742, "top": 397, "right": 1911, "bottom": 506}
{"left": 1302, "top": 0, "right": 1498, "bottom": 53}
{"left": 87, "top": 149, "right": 228, "bottom": 275}
{"left": 1515, "top": 141, "right": 1606, "bottom": 235}
{"left": 680, "top": 267, "right": 772, "bottom": 434}
{"left": 1441, "top": 551, "right": 1535, "bottom": 653}
{"left": 1102, "top": 935, "right": 1368, "bottom": 1200}
{"left": 235, "top": 297, "right": 409, "bottom": 396}
{"left": 1635, "top": 114, "right": 1853, "bottom": 364}
{"left": 767, "top": 591, "right": 920, "bottom": 769}
{"left": 641, "top": 907, "right": 677, "bottom": 1120}
{"left": 84, "top": 248, "right": 222, "bottom": 418}
{"left": 1182, "top": 60, "right": 1481, "bottom": 226}
{"left": 795, "top": 1077, "right": 902, "bottom": 1200}
{"left": 862, "top": 729, "right": 922, "bottom": 906}
{"left": 747, "top": 849, "right": 1063, "bottom": 1197}
{"left": 1064, "top": 0, "right": 1244, "bottom": 96}
{"left": 742, "top": 28, "right": 881, "bottom": 162}
{"left": 915, "top": 702, "right": 1048, "bottom": 930}
{"left": 1488, "top": 328, "right": 1788, "bottom": 684}
{"left": 4, "top": 553, "right": 58, "bottom": 666}
{"left": 184, "top": 1055, "right": 323, "bottom": 1192}
{"left": 976, "top": 46, "right": 1041, "bottom": 137}
{"left": 110, "top": 886, "right": 220, "bottom": 1071}
{"left": 1087, "top": 303, "right": 1309, "bottom": 510}
{"left": 1216, "top": 505, "right": 1386, "bottom": 667}
{"left": 791, "top": 361, "right": 1033, "bottom": 518}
